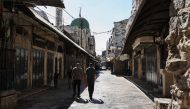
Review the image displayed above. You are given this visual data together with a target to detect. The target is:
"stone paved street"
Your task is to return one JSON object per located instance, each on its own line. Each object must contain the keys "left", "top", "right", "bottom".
{"left": 17, "top": 70, "right": 154, "bottom": 109}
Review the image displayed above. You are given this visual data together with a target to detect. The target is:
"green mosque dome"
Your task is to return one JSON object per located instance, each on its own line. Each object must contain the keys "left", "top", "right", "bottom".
{"left": 71, "top": 17, "right": 90, "bottom": 29}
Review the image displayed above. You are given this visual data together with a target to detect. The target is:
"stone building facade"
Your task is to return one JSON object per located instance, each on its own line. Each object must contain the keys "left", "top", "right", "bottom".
{"left": 106, "top": 36, "right": 115, "bottom": 61}
{"left": 105, "top": 19, "right": 128, "bottom": 74}
{"left": 106, "top": 19, "right": 128, "bottom": 60}
{"left": 63, "top": 18, "right": 96, "bottom": 56}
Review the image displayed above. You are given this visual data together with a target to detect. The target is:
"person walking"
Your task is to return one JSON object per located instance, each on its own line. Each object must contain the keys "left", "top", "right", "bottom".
{"left": 72, "top": 62, "right": 84, "bottom": 98}
{"left": 86, "top": 63, "right": 96, "bottom": 100}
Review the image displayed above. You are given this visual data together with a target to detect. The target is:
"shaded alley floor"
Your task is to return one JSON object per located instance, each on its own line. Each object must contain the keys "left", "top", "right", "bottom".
{"left": 17, "top": 70, "right": 154, "bottom": 109}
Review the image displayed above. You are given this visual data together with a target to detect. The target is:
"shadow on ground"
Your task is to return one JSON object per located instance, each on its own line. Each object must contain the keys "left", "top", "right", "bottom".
{"left": 89, "top": 98, "right": 104, "bottom": 104}
{"left": 123, "top": 77, "right": 162, "bottom": 101}
{"left": 75, "top": 98, "right": 89, "bottom": 104}
{"left": 16, "top": 70, "right": 103, "bottom": 109}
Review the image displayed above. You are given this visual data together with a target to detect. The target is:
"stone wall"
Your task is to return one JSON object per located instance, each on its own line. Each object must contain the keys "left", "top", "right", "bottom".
{"left": 165, "top": 0, "right": 190, "bottom": 108}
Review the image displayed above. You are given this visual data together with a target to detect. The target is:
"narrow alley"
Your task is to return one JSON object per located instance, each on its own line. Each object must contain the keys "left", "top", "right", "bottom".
{"left": 2, "top": 0, "right": 190, "bottom": 108}
{"left": 17, "top": 70, "right": 154, "bottom": 109}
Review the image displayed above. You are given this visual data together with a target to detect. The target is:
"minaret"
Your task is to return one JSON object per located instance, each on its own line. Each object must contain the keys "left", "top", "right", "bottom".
{"left": 79, "top": 7, "right": 83, "bottom": 47}
{"left": 55, "top": 0, "right": 63, "bottom": 27}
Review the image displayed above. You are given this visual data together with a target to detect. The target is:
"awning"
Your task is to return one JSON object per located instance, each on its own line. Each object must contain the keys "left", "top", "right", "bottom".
{"left": 5, "top": 0, "right": 65, "bottom": 8}
{"left": 119, "top": 54, "right": 130, "bottom": 61}
{"left": 121, "top": 0, "right": 170, "bottom": 55}
{"left": 28, "top": 7, "right": 96, "bottom": 60}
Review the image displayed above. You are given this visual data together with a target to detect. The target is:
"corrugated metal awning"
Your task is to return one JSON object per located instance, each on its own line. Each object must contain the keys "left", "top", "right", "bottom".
{"left": 25, "top": 0, "right": 65, "bottom": 8}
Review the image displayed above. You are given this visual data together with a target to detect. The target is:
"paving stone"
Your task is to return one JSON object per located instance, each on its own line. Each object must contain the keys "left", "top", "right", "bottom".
{"left": 17, "top": 70, "right": 154, "bottom": 109}
{"left": 68, "top": 70, "right": 154, "bottom": 109}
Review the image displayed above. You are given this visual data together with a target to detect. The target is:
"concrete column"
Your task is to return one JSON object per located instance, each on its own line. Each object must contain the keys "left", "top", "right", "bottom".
{"left": 53, "top": 53, "right": 55, "bottom": 75}
{"left": 28, "top": 49, "right": 32, "bottom": 88}
{"left": 44, "top": 50, "right": 47, "bottom": 85}
{"left": 156, "top": 45, "right": 161, "bottom": 85}
{"left": 161, "top": 69, "right": 173, "bottom": 97}
{"left": 132, "top": 52, "right": 135, "bottom": 78}
{"left": 62, "top": 43, "right": 65, "bottom": 79}
{"left": 83, "top": 55, "right": 86, "bottom": 74}
{"left": 138, "top": 55, "right": 142, "bottom": 80}
{"left": 60, "top": 55, "right": 64, "bottom": 79}
{"left": 29, "top": 27, "right": 33, "bottom": 88}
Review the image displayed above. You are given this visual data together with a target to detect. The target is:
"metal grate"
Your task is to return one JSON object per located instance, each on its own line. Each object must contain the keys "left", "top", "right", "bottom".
{"left": 0, "top": 49, "right": 15, "bottom": 91}
{"left": 47, "top": 52, "right": 54, "bottom": 85}
{"left": 15, "top": 48, "right": 28, "bottom": 90}
{"left": 32, "top": 49, "right": 44, "bottom": 88}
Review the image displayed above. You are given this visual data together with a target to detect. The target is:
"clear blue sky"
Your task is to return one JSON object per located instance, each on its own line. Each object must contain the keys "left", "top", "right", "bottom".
{"left": 40, "top": 0, "right": 132, "bottom": 55}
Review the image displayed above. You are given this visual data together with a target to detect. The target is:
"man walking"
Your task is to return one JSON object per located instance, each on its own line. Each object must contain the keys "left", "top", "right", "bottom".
{"left": 86, "top": 63, "right": 96, "bottom": 100}
{"left": 72, "top": 62, "right": 84, "bottom": 98}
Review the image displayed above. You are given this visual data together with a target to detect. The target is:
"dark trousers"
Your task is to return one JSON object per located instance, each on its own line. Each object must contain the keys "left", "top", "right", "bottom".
{"left": 87, "top": 80, "right": 95, "bottom": 99}
{"left": 73, "top": 80, "right": 81, "bottom": 97}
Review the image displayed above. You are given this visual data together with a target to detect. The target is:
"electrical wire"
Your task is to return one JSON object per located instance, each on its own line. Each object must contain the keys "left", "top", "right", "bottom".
{"left": 35, "top": 7, "right": 56, "bottom": 19}
{"left": 35, "top": 6, "right": 72, "bottom": 25}
{"left": 63, "top": 9, "right": 75, "bottom": 19}
{"left": 92, "top": 30, "right": 112, "bottom": 35}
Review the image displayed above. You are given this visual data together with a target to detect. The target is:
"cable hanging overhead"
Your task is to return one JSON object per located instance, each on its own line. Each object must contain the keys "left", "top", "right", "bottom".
{"left": 92, "top": 30, "right": 112, "bottom": 35}
{"left": 63, "top": 9, "right": 75, "bottom": 19}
